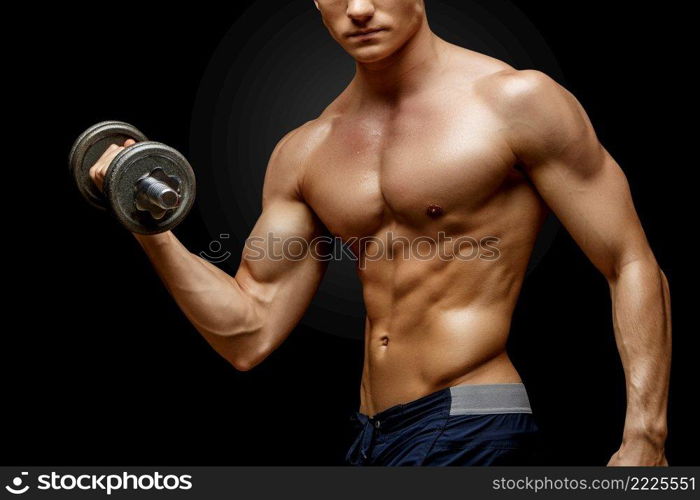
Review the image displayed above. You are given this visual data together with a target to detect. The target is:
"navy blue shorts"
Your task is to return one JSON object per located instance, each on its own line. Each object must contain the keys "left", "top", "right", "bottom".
{"left": 346, "top": 383, "right": 539, "bottom": 466}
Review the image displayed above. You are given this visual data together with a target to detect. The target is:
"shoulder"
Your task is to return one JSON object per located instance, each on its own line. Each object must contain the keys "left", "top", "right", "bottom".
{"left": 263, "top": 114, "right": 335, "bottom": 200}
{"left": 476, "top": 68, "right": 572, "bottom": 118}
{"left": 269, "top": 117, "right": 330, "bottom": 167}
{"left": 268, "top": 91, "right": 349, "bottom": 173}
{"left": 476, "top": 69, "right": 595, "bottom": 157}
{"left": 441, "top": 47, "right": 575, "bottom": 126}
{"left": 490, "top": 68, "right": 558, "bottom": 93}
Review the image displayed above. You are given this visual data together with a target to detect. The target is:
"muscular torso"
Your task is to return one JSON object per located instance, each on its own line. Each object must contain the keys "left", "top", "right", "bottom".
{"left": 298, "top": 49, "right": 547, "bottom": 415}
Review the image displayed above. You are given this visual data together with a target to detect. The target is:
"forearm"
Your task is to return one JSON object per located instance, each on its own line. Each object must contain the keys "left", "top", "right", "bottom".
{"left": 133, "top": 231, "right": 261, "bottom": 339}
{"left": 609, "top": 257, "right": 671, "bottom": 445}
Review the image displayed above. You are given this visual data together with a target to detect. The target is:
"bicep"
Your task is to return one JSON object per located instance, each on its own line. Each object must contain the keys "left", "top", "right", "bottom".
{"left": 238, "top": 198, "right": 327, "bottom": 293}
{"left": 526, "top": 148, "right": 652, "bottom": 279}
{"left": 233, "top": 198, "right": 328, "bottom": 350}
{"left": 233, "top": 128, "right": 328, "bottom": 348}
{"left": 506, "top": 71, "right": 654, "bottom": 278}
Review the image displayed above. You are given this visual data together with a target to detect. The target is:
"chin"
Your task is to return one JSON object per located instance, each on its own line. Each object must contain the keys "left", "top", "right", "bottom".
{"left": 348, "top": 44, "right": 396, "bottom": 64}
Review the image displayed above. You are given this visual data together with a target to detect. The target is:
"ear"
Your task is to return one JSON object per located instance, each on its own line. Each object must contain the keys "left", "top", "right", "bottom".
{"left": 313, "top": 0, "right": 320, "bottom": 11}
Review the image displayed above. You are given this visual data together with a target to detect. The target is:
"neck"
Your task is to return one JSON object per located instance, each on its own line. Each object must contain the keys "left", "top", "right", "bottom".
{"left": 352, "top": 20, "right": 444, "bottom": 102}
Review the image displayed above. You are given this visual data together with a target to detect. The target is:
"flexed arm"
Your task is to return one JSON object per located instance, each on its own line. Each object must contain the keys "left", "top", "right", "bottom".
{"left": 93, "top": 127, "right": 327, "bottom": 371}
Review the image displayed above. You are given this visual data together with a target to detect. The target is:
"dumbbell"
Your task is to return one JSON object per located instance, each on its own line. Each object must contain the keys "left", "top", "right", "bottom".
{"left": 69, "top": 121, "right": 196, "bottom": 234}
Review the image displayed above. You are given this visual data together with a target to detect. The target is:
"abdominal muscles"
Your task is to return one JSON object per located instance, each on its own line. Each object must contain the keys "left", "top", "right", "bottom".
{"left": 357, "top": 228, "right": 535, "bottom": 415}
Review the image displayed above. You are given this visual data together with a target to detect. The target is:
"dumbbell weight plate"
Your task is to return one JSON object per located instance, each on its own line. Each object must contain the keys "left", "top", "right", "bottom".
{"left": 69, "top": 121, "right": 148, "bottom": 209}
{"left": 104, "top": 142, "right": 196, "bottom": 234}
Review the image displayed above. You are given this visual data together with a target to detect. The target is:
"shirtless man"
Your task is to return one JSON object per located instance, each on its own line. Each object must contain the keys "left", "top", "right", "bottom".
{"left": 89, "top": 0, "right": 671, "bottom": 466}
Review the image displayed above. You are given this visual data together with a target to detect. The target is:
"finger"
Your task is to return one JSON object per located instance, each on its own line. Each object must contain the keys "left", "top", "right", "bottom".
{"left": 89, "top": 165, "right": 101, "bottom": 185}
{"left": 89, "top": 161, "right": 107, "bottom": 177}
{"left": 124, "top": 139, "right": 136, "bottom": 147}
{"left": 101, "top": 146, "right": 126, "bottom": 165}
{"left": 98, "top": 144, "right": 120, "bottom": 163}
{"left": 89, "top": 146, "right": 124, "bottom": 183}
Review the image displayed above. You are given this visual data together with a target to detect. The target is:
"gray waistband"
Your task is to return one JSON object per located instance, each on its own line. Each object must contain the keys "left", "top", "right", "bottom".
{"left": 449, "top": 383, "right": 532, "bottom": 415}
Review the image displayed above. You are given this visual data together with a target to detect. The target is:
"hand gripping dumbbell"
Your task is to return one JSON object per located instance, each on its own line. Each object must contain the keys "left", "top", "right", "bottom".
{"left": 69, "top": 121, "right": 196, "bottom": 234}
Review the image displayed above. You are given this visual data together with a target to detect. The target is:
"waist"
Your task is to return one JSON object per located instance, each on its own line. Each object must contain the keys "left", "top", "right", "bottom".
{"left": 360, "top": 345, "right": 521, "bottom": 414}
{"left": 357, "top": 383, "right": 532, "bottom": 433}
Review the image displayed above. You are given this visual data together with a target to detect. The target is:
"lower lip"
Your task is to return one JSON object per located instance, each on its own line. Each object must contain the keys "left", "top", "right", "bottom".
{"left": 350, "top": 29, "right": 385, "bottom": 41}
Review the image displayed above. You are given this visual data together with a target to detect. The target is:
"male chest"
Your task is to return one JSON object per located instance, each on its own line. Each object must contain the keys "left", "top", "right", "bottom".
{"left": 302, "top": 104, "right": 516, "bottom": 240}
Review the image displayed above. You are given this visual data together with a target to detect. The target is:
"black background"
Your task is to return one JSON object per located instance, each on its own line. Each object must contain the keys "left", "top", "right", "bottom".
{"left": 4, "top": 0, "right": 694, "bottom": 465}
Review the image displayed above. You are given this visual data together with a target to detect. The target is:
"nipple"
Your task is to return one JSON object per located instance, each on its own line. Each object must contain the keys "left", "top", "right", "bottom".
{"left": 426, "top": 204, "right": 443, "bottom": 218}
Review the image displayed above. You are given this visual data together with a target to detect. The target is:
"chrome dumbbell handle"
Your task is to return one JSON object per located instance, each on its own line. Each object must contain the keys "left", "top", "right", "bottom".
{"left": 134, "top": 167, "right": 182, "bottom": 220}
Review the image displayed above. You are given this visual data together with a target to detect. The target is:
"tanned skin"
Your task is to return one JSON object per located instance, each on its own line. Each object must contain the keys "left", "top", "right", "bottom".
{"left": 90, "top": 0, "right": 671, "bottom": 465}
